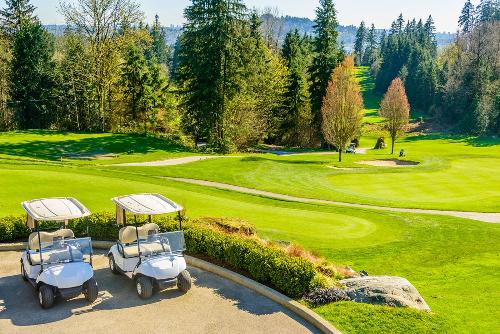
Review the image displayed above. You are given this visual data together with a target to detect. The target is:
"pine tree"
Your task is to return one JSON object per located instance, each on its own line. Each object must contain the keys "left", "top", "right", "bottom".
{"left": 363, "top": 23, "right": 378, "bottom": 66}
{"left": 309, "top": 0, "right": 342, "bottom": 145}
{"left": 354, "top": 21, "right": 366, "bottom": 66}
{"left": 281, "top": 29, "right": 313, "bottom": 146}
{"left": 459, "top": 0, "right": 476, "bottom": 33}
{"left": 321, "top": 56, "right": 363, "bottom": 162}
{"left": 0, "top": 0, "right": 35, "bottom": 35}
{"left": 147, "top": 14, "right": 170, "bottom": 66}
{"left": 178, "top": 0, "right": 249, "bottom": 152}
{"left": 10, "top": 20, "right": 55, "bottom": 129}
{"left": 477, "top": 0, "right": 500, "bottom": 22}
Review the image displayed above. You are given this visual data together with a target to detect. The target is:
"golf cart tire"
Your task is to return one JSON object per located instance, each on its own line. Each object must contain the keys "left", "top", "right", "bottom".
{"left": 38, "top": 285, "right": 54, "bottom": 309}
{"left": 136, "top": 276, "right": 153, "bottom": 299}
{"left": 21, "top": 262, "right": 28, "bottom": 281}
{"left": 83, "top": 277, "right": 99, "bottom": 303}
{"left": 108, "top": 254, "right": 119, "bottom": 274}
{"left": 177, "top": 270, "right": 192, "bottom": 293}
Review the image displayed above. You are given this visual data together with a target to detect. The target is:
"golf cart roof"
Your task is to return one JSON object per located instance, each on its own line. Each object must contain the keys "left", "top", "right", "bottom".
{"left": 22, "top": 197, "right": 91, "bottom": 222}
{"left": 112, "top": 194, "right": 183, "bottom": 215}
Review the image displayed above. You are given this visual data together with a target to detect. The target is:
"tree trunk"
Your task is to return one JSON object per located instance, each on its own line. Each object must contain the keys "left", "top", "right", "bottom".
{"left": 391, "top": 136, "right": 395, "bottom": 155}
{"left": 339, "top": 149, "right": 342, "bottom": 162}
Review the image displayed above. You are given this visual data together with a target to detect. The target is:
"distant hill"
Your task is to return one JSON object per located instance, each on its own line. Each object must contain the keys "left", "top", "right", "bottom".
{"left": 44, "top": 16, "right": 455, "bottom": 50}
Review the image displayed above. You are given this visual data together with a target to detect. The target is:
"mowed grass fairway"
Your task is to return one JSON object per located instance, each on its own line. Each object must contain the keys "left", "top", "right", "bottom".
{"left": 0, "top": 131, "right": 499, "bottom": 333}
{"left": 129, "top": 135, "right": 500, "bottom": 212}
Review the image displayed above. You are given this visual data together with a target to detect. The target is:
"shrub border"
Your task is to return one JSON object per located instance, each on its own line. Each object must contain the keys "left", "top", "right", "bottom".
{"left": 0, "top": 241, "right": 340, "bottom": 334}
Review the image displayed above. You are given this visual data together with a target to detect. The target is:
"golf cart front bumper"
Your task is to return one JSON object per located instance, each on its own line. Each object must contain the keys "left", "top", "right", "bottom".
{"left": 156, "top": 278, "right": 177, "bottom": 290}
{"left": 58, "top": 286, "right": 83, "bottom": 299}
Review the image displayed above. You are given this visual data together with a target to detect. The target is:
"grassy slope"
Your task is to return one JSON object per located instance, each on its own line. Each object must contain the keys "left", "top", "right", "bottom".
{"left": 0, "top": 131, "right": 195, "bottom": 164}
{"left": 0, "top": 160, "right": 498, "bottom": 333}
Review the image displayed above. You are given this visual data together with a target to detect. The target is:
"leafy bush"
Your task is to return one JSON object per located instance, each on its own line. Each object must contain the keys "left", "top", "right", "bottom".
{"left": 194, "top": 217, "right": 256, "bottom": 236}
{"left": 303, "top": 288, "right": 350, "bottom": 306}
{"left": 0, "top": 213, "right": 316, "bottom": 298}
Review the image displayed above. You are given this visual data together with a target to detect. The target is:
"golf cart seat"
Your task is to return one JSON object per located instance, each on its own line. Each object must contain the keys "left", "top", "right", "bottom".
{"left": 119, "top": 224, "right": 170, "bottom": 257}
{"left": 28, "top": 229, "right": 82, "bottom": 265}
{"left": 28, "top": 229, "right": 75, "bottom": 250}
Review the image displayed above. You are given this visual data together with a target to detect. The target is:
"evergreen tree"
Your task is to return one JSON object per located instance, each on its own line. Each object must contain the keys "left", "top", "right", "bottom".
{"left": 0, "top": 34, "right": 12, "bottom": 129}
{"left": 121, "top": 45, "right": 168, "bottom": 133}
{"left": 309, "top": 0, "right": 342, "bottom": 144}
{"left": 477, "top": 0, "right": 500, "bottom": 22}
{"left": 281, "top": 29, "right": 313, "bottom": 146}
{"left": 54, "top": 31, "right": 95, "bottom": 131}
{"left": 178, "top": 0, "right": 249, "bottom": 152}
{"left": 459, "top": 0, "right": 476, "bottom": 33}
{"left": 354, "top": 21, "right": 366, "bottom": 66}
{"left": 10, "top": 20, "right": 55, "bottom": 128}
{"left": 363, "top": 23, "right": 378, "bottom": 66}
{"left": 146, "top": 14, "right": 171, "bottom": 66}
{"left": 0, "top": 0, "right": 35, "bottom": 35}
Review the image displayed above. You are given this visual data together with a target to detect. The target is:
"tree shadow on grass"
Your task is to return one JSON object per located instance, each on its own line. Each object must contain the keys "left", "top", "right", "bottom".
{"left": 0, "top": 133, "right": 189, "bottom": 161}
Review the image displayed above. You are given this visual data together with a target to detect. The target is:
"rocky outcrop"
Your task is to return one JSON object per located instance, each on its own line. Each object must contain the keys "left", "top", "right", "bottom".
{"left": 340, "top": 276, "right": 431, "bottom": 312}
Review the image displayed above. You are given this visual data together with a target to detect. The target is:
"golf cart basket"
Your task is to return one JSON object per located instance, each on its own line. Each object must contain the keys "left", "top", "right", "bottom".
{"left": 112, "top": 194, "right": 186, "bottom": 255}
{"left": 21, "top": 197, "right": 93, "bottom": 269}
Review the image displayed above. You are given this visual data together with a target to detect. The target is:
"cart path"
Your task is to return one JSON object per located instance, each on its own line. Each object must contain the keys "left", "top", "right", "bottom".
{"left": 111, "top": 156, "right": 222, "bottom": 166}
{"left": 164, "top": 177, "right": 500, "bottom": 224}
{"left": 0, "top": 251, "right": 319, "bottom": 334}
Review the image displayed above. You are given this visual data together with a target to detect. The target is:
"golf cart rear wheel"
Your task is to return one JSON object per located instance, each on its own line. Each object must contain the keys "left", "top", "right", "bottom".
{"left": 83, "top": 277, "right": 99, "bottom": 303}
{"left": 136, "top": 276, "right": 153, "bottom": 299}
{"left": 177, "top": 270, "right": 192, "bottom": 293}
{"left": 38, "top": 285, "right": 54, "bottom": 309}
{"left": 21, "top": 262, "right": 28, "bottom": 281}
{"left": 108, "top": 254, "right": 119, "bottom": 274}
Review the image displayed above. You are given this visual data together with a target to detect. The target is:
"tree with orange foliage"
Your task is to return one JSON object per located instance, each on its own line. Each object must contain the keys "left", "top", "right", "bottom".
{"left": 321, "top": 56, "right": 364, "bottom": 162}
{"left": 379, "top": 77, "right": 410, "bottom": 154}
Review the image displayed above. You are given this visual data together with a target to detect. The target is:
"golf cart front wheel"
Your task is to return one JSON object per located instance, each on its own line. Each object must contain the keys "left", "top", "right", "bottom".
{"left": 21, "top": 262, "right": 28, "bottom": 281}
{"left": 177, "top": 270, "right": 192, "bottom": 293}
{"left": 136, "top": 276, "right": 153, "bottom": 299}
{"left": 38, "top": 285, "right": 54, "bottom": 309}
{"left": 108, "top": 255, "right": 119, "bottom": 274}
{"left": 83, "top": 277, "right": 99, "bottom": 303}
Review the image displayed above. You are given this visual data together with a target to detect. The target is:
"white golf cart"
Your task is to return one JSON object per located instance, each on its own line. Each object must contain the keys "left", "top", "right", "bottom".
{"left": 107, "top": 194, "right": 192, "bottom": 299}
{"left": 20, "top": 197, "right": 98, "bottom": 309}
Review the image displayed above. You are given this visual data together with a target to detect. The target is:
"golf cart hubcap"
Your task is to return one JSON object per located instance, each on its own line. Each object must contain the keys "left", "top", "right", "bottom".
{"left": 136, "top": 282, "right": 142, "bottom": 295}
{"left": 38, "top": 291, "right": 43, "bottom": 305}
{"left": 109, "top": 258, "right": 113, "bottom": 270}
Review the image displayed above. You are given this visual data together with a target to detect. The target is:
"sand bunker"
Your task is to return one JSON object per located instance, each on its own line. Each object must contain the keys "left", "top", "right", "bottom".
{"left": 358, "top": 159, "right": 420, "bottom": 167}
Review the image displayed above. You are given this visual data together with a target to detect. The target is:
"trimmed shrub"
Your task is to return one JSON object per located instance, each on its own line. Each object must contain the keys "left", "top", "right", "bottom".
{"left": 0, "top": 213, "right": 316, "bottom": 298}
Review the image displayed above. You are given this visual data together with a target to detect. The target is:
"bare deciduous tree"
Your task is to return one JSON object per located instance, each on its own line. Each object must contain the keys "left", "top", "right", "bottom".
{"left": 260, "top": 7, "right": 284, "bottom": 53}
{"left": 321, "top": 56, "right": 364, "bottom": 162}
{"left": 59, "top": 0, "right": 143, "bottom": 131}
{"left": 379, "top": 77, "right": 410, "bottom": 154}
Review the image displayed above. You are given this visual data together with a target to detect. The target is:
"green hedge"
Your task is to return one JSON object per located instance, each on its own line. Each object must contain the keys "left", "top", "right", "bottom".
{"left": 0, "top": 213, "right": 316, "bottom": 298}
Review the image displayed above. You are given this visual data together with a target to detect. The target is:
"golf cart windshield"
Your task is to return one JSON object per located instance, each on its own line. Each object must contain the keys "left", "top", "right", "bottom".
{"left": 34, "top": 237, "right": 93, "bottom": 265}
{"left": 138, "top": 231, "right": 186, "bottom": 258}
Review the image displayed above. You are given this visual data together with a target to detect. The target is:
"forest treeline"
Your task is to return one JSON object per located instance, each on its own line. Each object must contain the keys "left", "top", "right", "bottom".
{"left": 354, "top": 0, "right": 499, "bottom": 134}
{"left": 0, "top": 0, "right": 498, "bottom": 153}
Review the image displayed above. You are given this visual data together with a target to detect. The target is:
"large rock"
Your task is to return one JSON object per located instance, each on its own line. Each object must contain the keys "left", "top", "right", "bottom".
{"left": 340, "top": 276, "right": 431, "bottom": 312}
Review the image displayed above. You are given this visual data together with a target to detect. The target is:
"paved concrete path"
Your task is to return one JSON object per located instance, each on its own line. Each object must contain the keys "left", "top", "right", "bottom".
{"left": 111, "top": 156, "right": 220, "bottom": 167}
{"left": 164, "top": 177, "right": 500, "bottom": 224}
{"left": 0, "top": 251, "right": 319, "bottom": 334}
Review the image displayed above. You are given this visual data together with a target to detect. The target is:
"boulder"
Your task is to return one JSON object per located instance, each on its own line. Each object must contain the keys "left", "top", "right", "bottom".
{"left": 340, "top": 276, "right": 431, "bottom": 312}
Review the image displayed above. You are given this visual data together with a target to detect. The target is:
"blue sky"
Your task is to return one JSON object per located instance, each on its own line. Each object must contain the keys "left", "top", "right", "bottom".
{"left": 31, "top": 0, "right": 467, "bottom": 32}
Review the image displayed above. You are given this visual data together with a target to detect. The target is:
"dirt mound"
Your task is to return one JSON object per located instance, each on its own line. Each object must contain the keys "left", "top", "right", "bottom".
{"left": 358, "top": 159, "right": 420, "bottom": 167}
